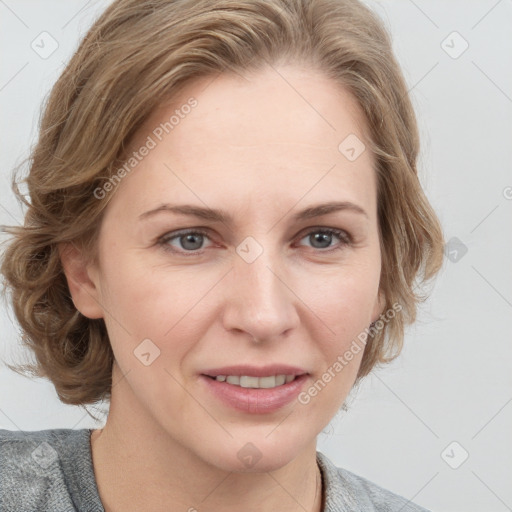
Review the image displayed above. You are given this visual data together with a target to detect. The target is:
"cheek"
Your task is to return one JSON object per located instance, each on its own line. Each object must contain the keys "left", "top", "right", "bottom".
{"left": 298, "top": 267, "right": 376, "bottom": 405}
{"left": 300, "top": 263, "right": 379, "bottom": 400}
{"left": 305, "top": 261, "right": 379, "bottom": 333}
{"left": 97, "top": 251, "right": 216, "bottom": 348}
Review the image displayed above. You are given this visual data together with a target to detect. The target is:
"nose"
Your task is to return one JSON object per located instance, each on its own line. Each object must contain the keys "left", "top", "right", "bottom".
{"left": 221, "top": 242, "right": 300, "bottom": 342}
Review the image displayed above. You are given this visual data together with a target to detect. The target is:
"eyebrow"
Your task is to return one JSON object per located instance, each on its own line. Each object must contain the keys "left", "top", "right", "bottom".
{"left": 138, "top": 201, "right": 368, "bottom": 224}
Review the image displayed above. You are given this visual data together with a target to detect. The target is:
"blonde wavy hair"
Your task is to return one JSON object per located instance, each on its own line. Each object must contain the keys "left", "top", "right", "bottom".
{"left": 0, "top": 0, "right": 444, "bottom": 406}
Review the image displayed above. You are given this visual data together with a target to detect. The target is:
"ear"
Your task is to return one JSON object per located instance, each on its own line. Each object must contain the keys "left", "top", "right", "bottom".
{"left": 58, "top": 242, "right": 104, "bottom": 319}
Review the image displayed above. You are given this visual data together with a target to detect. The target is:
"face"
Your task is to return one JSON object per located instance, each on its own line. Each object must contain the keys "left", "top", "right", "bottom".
{"left": 75, "top": 64, "right": 383, "bottom": 472}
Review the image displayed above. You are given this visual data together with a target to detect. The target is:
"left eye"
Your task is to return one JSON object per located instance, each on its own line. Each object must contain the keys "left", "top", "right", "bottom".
{"left": 297, "top": 228, "right": 350, "bottom": 250}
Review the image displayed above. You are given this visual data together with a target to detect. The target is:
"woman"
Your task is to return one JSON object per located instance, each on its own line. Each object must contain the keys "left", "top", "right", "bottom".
{"left": 0, "top": 0, "right": 444, "bottom": 510}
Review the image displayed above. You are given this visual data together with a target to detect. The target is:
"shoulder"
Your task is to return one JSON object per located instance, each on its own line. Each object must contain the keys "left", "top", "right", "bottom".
{"left": 317, "top": 451, "right": 431, "bottom": 512}
{"left": 0, "top": 425, "right": 83, "bottom": 447}
{"left": 0, "top": 428, "right": 102, "bottom": 512}
{"left": 0, "top": 427, "right": 86, "bottom": 470}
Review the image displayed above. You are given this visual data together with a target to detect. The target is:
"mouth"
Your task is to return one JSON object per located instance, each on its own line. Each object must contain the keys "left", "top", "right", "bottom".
{"left": 200, "top": 364, "right": 309, "bottom": 390}
{"left": 200, "top": 372, "right": 310, "bottom": 414}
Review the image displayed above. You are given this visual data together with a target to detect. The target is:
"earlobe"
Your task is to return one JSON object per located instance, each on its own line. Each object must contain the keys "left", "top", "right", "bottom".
{"left": 58, "top": 242, "right": 104, "bottom": 319}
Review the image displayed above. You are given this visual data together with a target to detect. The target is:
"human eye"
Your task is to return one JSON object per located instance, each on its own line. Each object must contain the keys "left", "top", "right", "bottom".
{"left": 157, "top": 228, "right": 215, "bottom": 256}
{"left": 296, "top": 227, "right": 352, "bottom": 252}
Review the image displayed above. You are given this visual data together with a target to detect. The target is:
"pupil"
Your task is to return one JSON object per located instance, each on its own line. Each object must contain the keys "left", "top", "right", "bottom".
{"left": 312, "top": 232, "right": 331, "bottom": 248}
{"left": 182, "top": 234, "right": 203, "bottom": 250}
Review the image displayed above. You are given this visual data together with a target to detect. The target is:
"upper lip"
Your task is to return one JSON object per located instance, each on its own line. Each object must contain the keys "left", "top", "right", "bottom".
{"left": 201, "top": 364, "right": 309, "bottom": 378}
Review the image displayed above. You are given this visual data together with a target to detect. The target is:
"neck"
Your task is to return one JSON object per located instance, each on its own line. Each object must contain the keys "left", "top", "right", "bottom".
{"left": 90, "top": 367, "right": 324, "bottom": 512}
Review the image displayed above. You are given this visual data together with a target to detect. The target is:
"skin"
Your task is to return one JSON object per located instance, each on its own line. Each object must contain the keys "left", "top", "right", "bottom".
{"left": 60, "top": 64, "right": 384, "bottom": 512}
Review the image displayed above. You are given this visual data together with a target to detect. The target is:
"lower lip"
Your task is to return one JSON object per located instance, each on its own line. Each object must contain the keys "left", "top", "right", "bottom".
{"left": 200, "top": 374, "right": 309, "bottom": 414}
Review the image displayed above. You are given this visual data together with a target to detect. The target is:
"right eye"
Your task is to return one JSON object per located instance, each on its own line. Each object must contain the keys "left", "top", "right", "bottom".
{"left": 157, "top": 229, "right": 215, "bottom": 255}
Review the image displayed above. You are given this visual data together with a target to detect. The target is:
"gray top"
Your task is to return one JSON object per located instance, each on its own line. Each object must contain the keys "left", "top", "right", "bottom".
{"left": 0, "top": 428, "right": 430, "bottom": 511}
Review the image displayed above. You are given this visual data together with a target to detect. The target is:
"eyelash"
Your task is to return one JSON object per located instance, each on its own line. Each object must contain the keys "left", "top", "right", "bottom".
{"left": 156, "top": 227, "right": 352, "bottom": 256}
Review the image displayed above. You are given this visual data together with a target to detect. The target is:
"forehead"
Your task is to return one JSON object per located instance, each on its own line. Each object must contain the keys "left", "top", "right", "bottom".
{"left": 107, "top": 65, "right": 376, "bottom": 219}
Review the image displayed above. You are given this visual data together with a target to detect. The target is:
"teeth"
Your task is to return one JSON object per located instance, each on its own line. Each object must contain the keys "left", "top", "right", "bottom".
{"left": 275, "top": 375, "right": 286, "bottom": 386}
{"left": 215, "top": 374, "right": 297, "bottom": 388}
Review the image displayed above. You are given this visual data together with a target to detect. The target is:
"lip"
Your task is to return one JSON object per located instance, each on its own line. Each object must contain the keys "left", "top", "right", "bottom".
{"left": 200, "top": 373, "right": 309, "bottom": 414}
{"left": 201, "top": 364, "right": 308, "bottom": 378}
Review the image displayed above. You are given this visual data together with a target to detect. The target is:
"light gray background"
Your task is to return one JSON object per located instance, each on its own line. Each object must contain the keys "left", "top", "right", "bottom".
{"left": 1, "top": 1, "right": 511, "bottom": 511}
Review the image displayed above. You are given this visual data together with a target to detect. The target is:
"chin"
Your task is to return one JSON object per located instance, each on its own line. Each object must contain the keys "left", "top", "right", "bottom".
{"left": 198, "top": 433, "right": 311, "bottom": 474}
